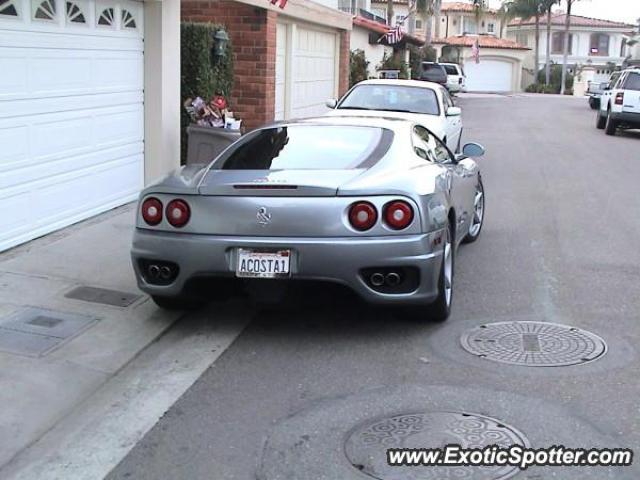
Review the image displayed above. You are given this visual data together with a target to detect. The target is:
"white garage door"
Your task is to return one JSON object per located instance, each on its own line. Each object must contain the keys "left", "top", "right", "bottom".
{"left": 465, "top": 59, "right": 513, "bottom": 92}
{"left": 0, "top": 0, "right": 144, "bottom": 252}
{"left": 275, "top": 23, "right": 338, "bottom": 119}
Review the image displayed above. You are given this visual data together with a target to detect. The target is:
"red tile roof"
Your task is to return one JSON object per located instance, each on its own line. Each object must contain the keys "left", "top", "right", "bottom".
{"left": 509, "top": 13, "right": 634, "bottom": 29}
{"left": 352, "top": 15, "right": 425, "bottom": 46}
{"left": 441, "top": 1, "right": 497, "bottom": 14}
{"left": 432, "top": 35, "right": 530, "bottom": 50}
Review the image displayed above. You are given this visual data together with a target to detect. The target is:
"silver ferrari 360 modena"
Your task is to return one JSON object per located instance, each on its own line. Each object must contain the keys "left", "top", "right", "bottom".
{"left": 131, "top": 116, "right": 486, "bottom": 321}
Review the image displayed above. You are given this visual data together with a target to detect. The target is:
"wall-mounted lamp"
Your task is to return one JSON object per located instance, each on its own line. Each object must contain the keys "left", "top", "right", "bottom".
{"left": 211, "top": 29, "right": 230, "bottom": 63}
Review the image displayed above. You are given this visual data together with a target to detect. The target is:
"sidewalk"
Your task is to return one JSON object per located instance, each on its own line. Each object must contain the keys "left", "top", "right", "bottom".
{"left": 0, "top": 205, "right": 182, "bottom": 471}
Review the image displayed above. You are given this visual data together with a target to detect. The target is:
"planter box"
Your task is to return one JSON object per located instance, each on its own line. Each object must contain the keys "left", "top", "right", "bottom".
{"left": 186, "top": 125, "right": 242, "bottom": 165}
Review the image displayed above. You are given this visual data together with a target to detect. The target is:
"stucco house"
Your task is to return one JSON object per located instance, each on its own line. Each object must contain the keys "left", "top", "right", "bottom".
{"left": 0, "top": 0, "right": 353, "bottom": 253}
{"left": 364, "top": 0, "right": 529, "bottom": 92}
{"left": 349, "top": 14, "right": 424, "bottom": 79}
{"left": 507, "top": 13, "right": 636, "bottom": 86}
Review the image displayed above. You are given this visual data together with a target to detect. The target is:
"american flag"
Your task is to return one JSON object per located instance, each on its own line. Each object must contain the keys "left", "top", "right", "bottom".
{"left": 269, "top": 0, "right": 287, "bottom": 9}
{"left": 471, "top": 38, "right": 480, "bottom": 64}
{"left": 385, "top": 25, "right": 404, "bottom": 44}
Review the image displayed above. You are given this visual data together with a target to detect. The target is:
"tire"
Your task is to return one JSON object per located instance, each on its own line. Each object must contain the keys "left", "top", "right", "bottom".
{"left": 605, "top": 112, "right": 618, "bottom": 136}
{"left": 404, "top": 222, "right": 454, "bottom": 322}
{"left": 151, "top": 295, "right": 204, "bottom": 310}
{"left": 596, "top": 110, "right": 606, "bottom": 129}
{"left": 589, "top": 97, "right": 598, "bottom": 110}
{"left": 462, "top": 176, "right": 484, "bottom": 244}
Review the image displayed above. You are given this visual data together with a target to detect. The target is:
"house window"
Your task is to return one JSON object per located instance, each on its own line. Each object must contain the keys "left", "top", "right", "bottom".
{"left": 463, "top": 17, "right": 477, "bottom": 34}
{"left": 121, "top": 8, "right": 136, "bottom": 29}
{"left": 0, "top": 0, "right": 19, "bottom": 16}
{"left": 66, "top": 1, "right": 85, "bottom": 23}
{"left": 620, "top": 39, "right": 626, "bottom": 57}
{"left": 97, "top": 6, "right": 114, "bottom": 26}
{"left": 394, "top": 15, "right": 404, "bottom": 26}
{"left": 32, "top": 0, "right": 56, "bottom": 20}
{"left": 487, "top": 22, "right": 495, "bottom": 33}
{"left": 552, "top": 31, "right": 573, "bottom": 54}
{"left": 516, "top": 33, "right": 528, "bottom": 46}
{"left": 590, "top": 33, "right": 609, "bottom": 56}
{"left": 415, "top": 19, "right": 422, "bottom": 30}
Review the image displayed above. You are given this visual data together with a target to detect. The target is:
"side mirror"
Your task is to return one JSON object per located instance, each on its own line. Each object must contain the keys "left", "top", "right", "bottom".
{"left": 462, "top": 142, "right": 485, "bottom": 158}
{"left": 325, "top": 99, "right": 338, "bottom": 109}
{"left": 446, "top": 106, "right": 461, "bottom": 117}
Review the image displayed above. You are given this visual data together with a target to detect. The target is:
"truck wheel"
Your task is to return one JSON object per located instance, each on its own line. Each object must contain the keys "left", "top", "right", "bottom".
{"left": 589, "top": 97, "right": 598, "bottom": 110}
{"left": 596, "top": 110, "right": 606, "bottom": 129}
{"left": 605, "top": 112, "right": 618, "bottom": 136}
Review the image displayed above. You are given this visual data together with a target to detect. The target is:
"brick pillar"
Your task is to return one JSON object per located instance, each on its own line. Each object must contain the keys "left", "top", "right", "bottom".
{"left": 182, "top": 1, "right": 277, "bottom": 130}
{"left": 339, "top": 29, "right": 351, "bottom": 96}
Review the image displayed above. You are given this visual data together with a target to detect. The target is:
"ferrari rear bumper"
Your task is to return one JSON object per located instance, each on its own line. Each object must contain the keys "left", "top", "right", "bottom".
{"left": 131, "top": 228, "right": 446, "bottom": 306}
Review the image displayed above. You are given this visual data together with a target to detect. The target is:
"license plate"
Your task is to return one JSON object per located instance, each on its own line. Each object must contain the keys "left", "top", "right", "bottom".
{"left": 236, "top": 249, "right": 291, "bottom": 278}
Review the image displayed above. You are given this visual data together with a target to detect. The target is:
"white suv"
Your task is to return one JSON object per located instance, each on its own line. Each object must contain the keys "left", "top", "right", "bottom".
{"left": 596, "top": 68, "right": 640, "bottom": 136}
{"left": 441, "top": 63, "right": 466, "bottom": 93}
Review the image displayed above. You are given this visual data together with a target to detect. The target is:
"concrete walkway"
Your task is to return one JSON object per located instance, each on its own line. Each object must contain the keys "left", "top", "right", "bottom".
{"left": 0, "top": 205, "right": 249, "bottom": 478}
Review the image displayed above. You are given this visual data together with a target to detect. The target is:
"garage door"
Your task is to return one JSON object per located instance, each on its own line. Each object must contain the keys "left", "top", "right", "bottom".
{"left": 275, "top": 23, "right": 338, "bottom": 120}
{"left": 465, "top": 59, "right": 513, "bottom": 92}
{"left": 0, "top": 0, "right": 144, "bottom": 252}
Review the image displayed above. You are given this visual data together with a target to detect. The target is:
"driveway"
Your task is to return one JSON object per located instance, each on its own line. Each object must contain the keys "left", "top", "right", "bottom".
{"left": 106, "top": 95, "right": 640, "bottom": 479}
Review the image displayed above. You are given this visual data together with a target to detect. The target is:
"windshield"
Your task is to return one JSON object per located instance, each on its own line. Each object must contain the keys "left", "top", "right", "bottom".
{"left": 338, "top": 84, "right": 440, "bottom": 116}
{"left": 212, "top": 125, "right": 386, "bottom": 170}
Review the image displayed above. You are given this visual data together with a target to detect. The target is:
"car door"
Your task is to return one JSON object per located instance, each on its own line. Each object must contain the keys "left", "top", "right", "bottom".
{"left": 600, "top": 72, "right": 621, "bottom": 112}
{"left": 413, "top": 126, "right": 477, "bottom": 242}
{"left": 621, "top": 72, "right": 640, "bottom": 114}
{"left": 441, "top": 89, "right": 462, "bottom": 152}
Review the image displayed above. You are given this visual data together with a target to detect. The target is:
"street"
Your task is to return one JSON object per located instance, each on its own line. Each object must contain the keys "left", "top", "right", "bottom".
{"left": 100, "top": 95, "right": 640, "bottom": 479}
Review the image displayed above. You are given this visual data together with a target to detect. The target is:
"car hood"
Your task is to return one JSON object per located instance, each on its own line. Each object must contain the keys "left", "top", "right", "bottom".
{"left": 326, "top": 109, "right": 445, "bottom": 136}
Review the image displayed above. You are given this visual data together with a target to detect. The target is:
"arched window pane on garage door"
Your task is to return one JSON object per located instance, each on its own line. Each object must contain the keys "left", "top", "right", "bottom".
{"left": 0, "top": 0, "right": 19, "bottom": 16}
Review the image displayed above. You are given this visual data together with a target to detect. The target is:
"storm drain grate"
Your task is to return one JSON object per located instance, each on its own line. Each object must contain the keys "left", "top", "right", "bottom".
{"left": 65, "top": 286, "right": 142, "bottom": 307}
{"left": 345, "top": 411, "right": 528, "bottom": 480}
{"left": 0, "top": 307, "right": 98, "bottom": 357}
{"left": 460, "top": 321, "right": 607, "bottom": 367}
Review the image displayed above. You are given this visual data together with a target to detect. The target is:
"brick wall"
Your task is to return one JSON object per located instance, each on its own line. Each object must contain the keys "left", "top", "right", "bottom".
{"left": 182, "top": 0, "right": 350, "bottom": 129}
{"left": 182, "top": 0, "right": 277, "bottom": 130}
{"left": 338, "top": 30, "right": 350, "bottom": 96}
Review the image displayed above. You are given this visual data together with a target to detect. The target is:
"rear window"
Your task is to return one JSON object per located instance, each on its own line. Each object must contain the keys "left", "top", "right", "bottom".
{"left": 443, "top": 65, "right": 458, "bottom": 75}
{"left": 338, "top": 84, "right": 440, "bottom": 116}
{"left": 624, "top": 73, "right": 640, "bottom": 91}
{"left": 212, "top": 125, "right": 386, "bottom": 170}
{"left": 422, "top": 63, "right": 441, "bottom": 72}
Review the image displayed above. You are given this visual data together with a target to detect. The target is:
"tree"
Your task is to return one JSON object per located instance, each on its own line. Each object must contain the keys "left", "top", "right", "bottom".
{"left": 560, "top": 0, "right": 577, "bottom": 95}
{"left": 386, "top": 0, "right": 394, "bottom": 26}
{"left": 416, "top": 0, "right": 434, "bottom": 44}
{"left": 502, "top": 0, "right": 545, "bottom": 84}
{"left": 543, "top": 0, "right": 554, "bottom": 85}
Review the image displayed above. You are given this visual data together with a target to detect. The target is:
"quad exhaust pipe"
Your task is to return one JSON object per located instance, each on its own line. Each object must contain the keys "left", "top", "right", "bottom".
{"left": 369, "top": 271, "right": 402, "bottom": 288}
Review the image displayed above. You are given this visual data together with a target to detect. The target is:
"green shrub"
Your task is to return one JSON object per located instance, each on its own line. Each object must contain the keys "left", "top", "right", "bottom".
{"left": 536, "top": 64, "right": 573, "bottom": 94}
{"left": 181, "top": 22, "right": 234, "bottom": 163}
{"left": 378, "top": 52, "right": 409, "bottom": 79}
{"left": 350, "top": 49, "right": 369, "bottom": 87}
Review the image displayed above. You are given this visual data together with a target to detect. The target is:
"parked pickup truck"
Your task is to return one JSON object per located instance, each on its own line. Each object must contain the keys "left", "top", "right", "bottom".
{"left": 596, "top": 68, "right": 640, "bottom": 136}
{"left": 587, "top": 71, "right": 621, "bottom": 110}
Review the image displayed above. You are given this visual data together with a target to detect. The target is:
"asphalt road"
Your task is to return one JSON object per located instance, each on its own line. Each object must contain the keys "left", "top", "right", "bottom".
{"left": 108, "top": 95, "right": 640, "bottom": 480}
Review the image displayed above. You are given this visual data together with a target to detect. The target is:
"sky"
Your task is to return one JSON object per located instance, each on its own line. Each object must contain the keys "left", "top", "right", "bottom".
{"left": 487, "top": 0, "right": 640, "bottom": 25}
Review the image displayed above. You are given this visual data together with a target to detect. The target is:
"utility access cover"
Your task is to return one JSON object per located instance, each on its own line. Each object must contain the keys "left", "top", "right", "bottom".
{"left": 460, "top": 321, "right": 607, "bottom": 367}
{"left": 345, "top": 411, "right": 528, "bottom": 480}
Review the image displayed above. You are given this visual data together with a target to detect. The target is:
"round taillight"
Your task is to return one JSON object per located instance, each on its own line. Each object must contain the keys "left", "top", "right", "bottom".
{"left": 141, "top": 197, "right": 163, "bottom": 226}
{"left": 384, "top": 200, "right": 414, "bottom": 230}
{"left": 349, "top": 202, "right": 378, "bottom": 231}
{"left": 166, "top": 199, "right": 191, "bottom": 228}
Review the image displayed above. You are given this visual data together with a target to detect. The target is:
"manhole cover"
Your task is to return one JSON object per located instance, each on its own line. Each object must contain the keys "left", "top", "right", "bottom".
{"left": 345, "top": 411, "right": 528, "bottom": 480}
{"left": 460, "top": 321, "right": 607, "bottom": 367}
{"left": 65, "top": 286, "right": 142, "bottom": 307}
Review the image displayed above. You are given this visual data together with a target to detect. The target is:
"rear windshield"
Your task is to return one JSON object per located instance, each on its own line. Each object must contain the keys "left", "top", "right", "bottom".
{"left": 338, "top": 84, "right": 440, "bottom": 116}
{"left": 624, "top": 72, "right": 640, "bottom": 91}
{"left": 422, "top": 63, "right": 441, "bottom": 72}
{"left": 212, "top": 125, "right": 386, "bottom": 170}
{"left": 443, "top": 65, "right": 458, "bottom": 75}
